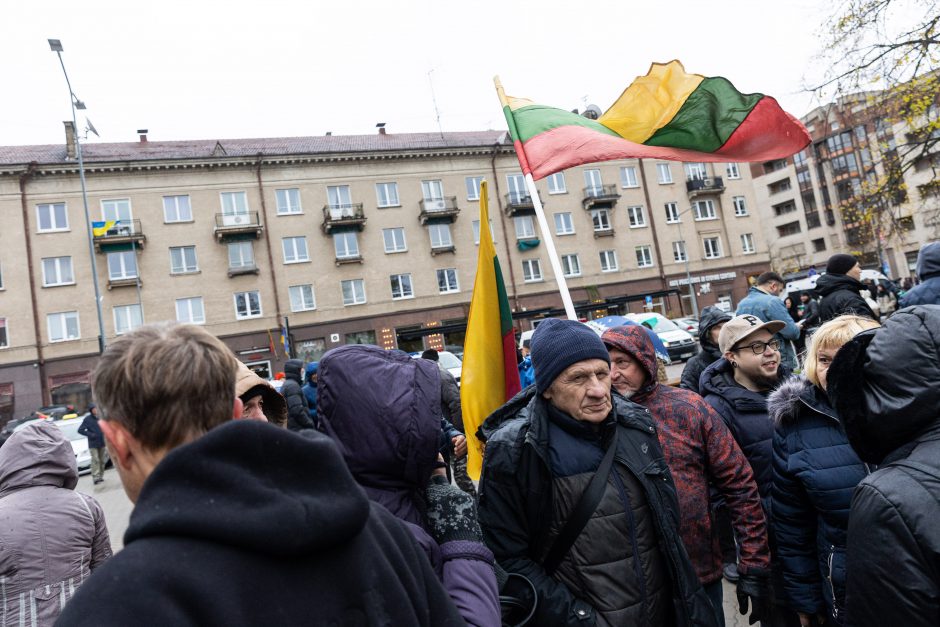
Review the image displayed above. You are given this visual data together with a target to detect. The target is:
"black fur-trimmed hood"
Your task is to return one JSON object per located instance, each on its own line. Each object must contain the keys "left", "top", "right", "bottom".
{"left": 768, "top": 376, "right": 811, "bottom": 425}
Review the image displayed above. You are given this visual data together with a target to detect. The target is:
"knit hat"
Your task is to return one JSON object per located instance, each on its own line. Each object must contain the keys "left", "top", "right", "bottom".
{"left": 530, "top": 319, "right": 610, "bottom": 393}
{"left": 826, "top": 253, "right": 858, "bottom": 276}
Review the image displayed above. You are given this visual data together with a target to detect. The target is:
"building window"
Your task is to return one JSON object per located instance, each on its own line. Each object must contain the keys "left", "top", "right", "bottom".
{"left": 620, "top": 166, "right": 639, "bottom": 188}
{"left": 341, "top": 279, "right": 366, "bottom": 305}
{"left": 282, "top": 236, "right": 309, "bottom": 264}
{"left": 635, "top": 245, "right": 653, "bottom": 268}
{"left": 664, "top": 202, "right": 679, "bottom": 223}
{"left": 390, "top": 273, "right": 414, "bottom": 300}
{"left": 334, "top": 232, "right": 360, "bottom": 259}
{"left": 429, "top": 223, "right": 453, "bottom": 249}
{"left": 465, "top": 177, "right": 483, "bottom": 201}
{"left": 733, "top": 196, "right": 748, "bottom": 216}
{"left": 673, "top": 241, "right": 687, "bottom": 263}
{"left": 522, "top": 259, "right": 542, "bottom": 282}
{"left": 591, "top": 208, "right": 612, "bottom": 233}
{"left": 421, "top": 180, "right": 444, "bottom": 201}
{"left": 703, "top": 236, "right": 723, "bottom": 259}
{"left": 170, "top": 246, "right": 198, "bottom": 274}
{"left": 741, "top": 233, "right": 755, "bottom": 254}
{"left": 506, "top": 174, "right": 528, "bottom": 203}
{"left": 554, "top": 212, "right": 575, "bottom": 235}
{"left": 275, "top": 188, "right": 302, "bottom": 215}
{"left": 163, "top": 195, "right": 193, "bottom": 222}
{"left": 514, "top": 215, "right": 536, "bottom": 239}
{"left": 376, "top": 182, "right": 400, "bottom": 208}
{"left": 584, "top": 169, "right": 603, "bottom": 194}
{"left": 627, "top": 205, "right": 647, "bottom": 228}
{"left": 289, "top": 284, "right": 316, "bottom": 312}
{"left": 693, "top": 199, "right": 716, "bottom": 221}
{"left": 657, "top": 163, "right": 673, "bottom": 184}
{"left": 37, "top": 203, "right": 68, "bottom": 232}
{"left": 812, "top": 238, "right": 827, "bottom": 252}
{"left": 472, "top": 220, "right": 495, "bottom": 245}
{"left": 221, "top": 191, "right": 249, "bottom": 217}
{"left": 561, "top": 254, "right": 581, "bottom": 277}
{"left": 773, "top": 201, "right": 797, "bottom": 217}
{"left": 437, "top": 268, "right": 459, "bottom": 293}
{"left": 107, "top": 250, "right": 138, "bottom": 280}
{"left": 234, "top": 291, "right": 262, "bottom": 319}
{"left": 768, "top": 178, "right": 792, "bottom": 194}
{"left": 383, "top": 227, "right": 407, "bottom": 253}
{"left": 0, "top": 318, "right": 7, "bottom": 348}
{"left": 41, "top": 256, "right": 74, "bottom": 286}
{"left": 327, "top": 185, "right": 353, "bottom": 208}
{"left": 102, "top": 198, "right": 132, "bottom": 222}
{"left": 547, "top": 172, "right": 567, "bottom": 194}
{"left": 113, "top": 304, "right": 143, "bottom": 335}
{"left": 47, "top": 311, "right": 79, "bottom": 342}
{"left": 599, "top": 250, "right": 618, "bottom": 272}
{"left": 726, "top": 163, "right": 741, "bottom": 179}
{"left": 176, "top": 297, "right": 205, "bottom": 324}
{"left": 228, "top": 241, "right": 255, "bottom": 269}
{"left": 777, "top": 222, "right": 802, "bottom": 237}
{"left": 684, "top": 163, "right": 707, "bottom": 181}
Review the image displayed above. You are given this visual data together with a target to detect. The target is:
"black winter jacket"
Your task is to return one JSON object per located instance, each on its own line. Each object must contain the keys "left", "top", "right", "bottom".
{"left": 282, "top": 359, "right": 315, "bottom": 432}
{"left": 827, "top": 305, "right": 940, "bottom": 627}
{"left": 57, "top": 421, "right": 464, "bottom": 627}
{"left": 768, "top": 377, "right": 869, "bottom": 623}
{"left": 813, "top": 274, "right": 877, "bottom": 324}
{"left": 900, "top": 242, "right": 940, "bottom": 307}
{"left": 478, "top": 387, "right": 715, "bottom": 627}
{"left": 680, "top": 306, "right": 731, "bottom": 395}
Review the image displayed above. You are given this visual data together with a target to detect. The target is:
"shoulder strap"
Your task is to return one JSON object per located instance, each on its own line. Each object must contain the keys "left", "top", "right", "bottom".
{"left": 542, "top": 427, "right": 619, "bottom": 576}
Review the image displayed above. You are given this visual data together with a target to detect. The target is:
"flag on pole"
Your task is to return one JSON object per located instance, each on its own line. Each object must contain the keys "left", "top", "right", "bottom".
{"left": 497, "top": 60, "right": 810, "bottom": 180}
{"left": 280, "top": 324, "right": 291, "bottom": 359}
{"left": 91, "top": 221, "right": 117, "bottom": 237}
{"left": 267, "top": 329, "right": 278, "bottom": 357}
{"left": 461, "top": 181, "right": 521, "bottom": 481}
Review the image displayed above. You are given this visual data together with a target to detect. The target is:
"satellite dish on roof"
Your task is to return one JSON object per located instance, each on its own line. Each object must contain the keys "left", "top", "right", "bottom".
{"left": 582, "top": 105, "right": 602, "bottom": 120}
{"left": 85, "top": 117, "right": 99, "bottom": 138}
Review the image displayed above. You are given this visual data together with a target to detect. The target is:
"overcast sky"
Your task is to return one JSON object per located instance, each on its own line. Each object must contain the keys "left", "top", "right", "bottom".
{"left": 4, "top": 0, "right": 836, "bottom": 147}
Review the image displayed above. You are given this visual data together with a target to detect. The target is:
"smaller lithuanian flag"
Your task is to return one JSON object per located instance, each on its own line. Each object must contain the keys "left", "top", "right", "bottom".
{"left": 497, "top": 60, "right": 810, "bottom": 180}
{"left": 461, "top": 180, "right": 521, "bottom": 481}
{"left": 91, "top": 221, "right": 117, "bottom": 237}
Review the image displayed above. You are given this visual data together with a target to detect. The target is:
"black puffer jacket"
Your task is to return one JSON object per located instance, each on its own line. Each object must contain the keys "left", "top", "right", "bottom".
{"left": 282, "top": 359, "right": 315, "bottom": 432}
{"left": 813, "top": 274, "right": 877, "bottom": 324}
{"left": 828, "top": 305, "right": 940, "bottom": 627}
{"left": 680, "top": 306, "right": 731, "bottom": 394}
{"left": 899, "top": 242, "right": 940, "bottom": 307}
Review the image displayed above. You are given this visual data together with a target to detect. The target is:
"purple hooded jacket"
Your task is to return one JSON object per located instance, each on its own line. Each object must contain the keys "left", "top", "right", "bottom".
{"left": 318, "top": 345, "right": 499, "bottom": 626}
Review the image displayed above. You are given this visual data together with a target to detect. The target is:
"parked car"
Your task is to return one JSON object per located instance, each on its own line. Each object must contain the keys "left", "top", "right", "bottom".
{"left": 672, "top": 317, "right": 700, "bottom": 339}
{"left": 33, "top": 404, "right": 77, "bottom": 421}
{"left": 412, "top": 350, "right": 463, "bottom": 386}
{"left": 12, "top": 416, "right": 103, "bottom": 473}
{"left": 626, "top": 312, "right": 699, "bottom": 362}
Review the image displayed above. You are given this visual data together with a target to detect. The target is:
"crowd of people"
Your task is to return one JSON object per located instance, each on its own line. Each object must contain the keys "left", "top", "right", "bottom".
{"left": 1, "top": 245, "right": 939, "bottom": 626}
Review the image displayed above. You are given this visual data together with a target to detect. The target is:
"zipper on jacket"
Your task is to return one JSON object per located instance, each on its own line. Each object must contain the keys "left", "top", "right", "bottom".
{"left": 827, "top": 544, "right": 839, "bottom": 621}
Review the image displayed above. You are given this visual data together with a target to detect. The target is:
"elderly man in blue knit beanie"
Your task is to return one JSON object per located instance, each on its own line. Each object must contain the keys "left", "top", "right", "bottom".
{"left": 478, "top": 318, "right": 714, "bottom": 627}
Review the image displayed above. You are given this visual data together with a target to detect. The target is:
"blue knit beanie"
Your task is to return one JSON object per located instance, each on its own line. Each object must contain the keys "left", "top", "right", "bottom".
{"left": 530, "top": 319, "right": 611, "bottom": 393}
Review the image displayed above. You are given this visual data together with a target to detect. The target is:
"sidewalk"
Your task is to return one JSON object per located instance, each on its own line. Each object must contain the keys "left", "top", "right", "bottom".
{"left": 722, "top": 580, "right": 750, "bottom": 627}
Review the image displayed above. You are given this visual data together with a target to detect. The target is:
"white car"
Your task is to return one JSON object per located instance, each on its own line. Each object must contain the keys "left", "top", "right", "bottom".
{"left": 626, "top": 312, "right": 699, "bottom": 362}
{"left": 413, "top": 350, "right": 463, "bottom": 386}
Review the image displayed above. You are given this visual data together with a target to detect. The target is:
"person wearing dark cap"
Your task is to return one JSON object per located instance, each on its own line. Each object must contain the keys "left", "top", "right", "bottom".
{"left": 478, "top": 318, "right": 715, "bottom": 627}
{"left": 78, "top": 403, "right": 107, "bottom": 484}
{"left": 899, "top": 241, "right": 940, "bottom": 307}
{"left": 681, "top": 305, "right": 733, "bottom": 395}
{"left": 814, "top": 254, "right": 877, "bottom": 324}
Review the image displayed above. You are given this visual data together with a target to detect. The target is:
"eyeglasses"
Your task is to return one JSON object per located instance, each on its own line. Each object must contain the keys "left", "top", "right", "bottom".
{"left": 731, "top": 339, "right": 780, "bottom": 354}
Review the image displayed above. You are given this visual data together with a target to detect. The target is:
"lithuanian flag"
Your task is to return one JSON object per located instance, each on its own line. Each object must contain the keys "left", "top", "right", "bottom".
{"left": 461, "top": 181, "right": 521, "bottom": 480}
{"left": 497, "top": 60, "right": 810, "bottom": 180}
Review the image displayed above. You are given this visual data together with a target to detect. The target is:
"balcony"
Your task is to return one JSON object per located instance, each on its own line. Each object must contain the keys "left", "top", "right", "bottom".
{"left": 107, "top": 276, "right": 141, "bottom": 290}
{"left": 504, "top": 192, "right": 534, "bottom": 216}
{"left": 419, "top": 197, "right": 460, "bottom": 225}
{"left": 581, "top": 185, "right": 620, "bottom": 209}
{"left": 334, "top": 254, "right": 363, "bottom": 266}
{"left": 214, "top": 212, "right": 263, "bottom": 242}
{"left": 430, "top": 244, "right": 456, "bottom": 256}
{"left": 321, "top": 204, "right": 366, "bottom": 234}
{"left": 593, "top": 228, "right": 615, "bottom": 239}
{"left": 227, "top": 263, "right": 260, "bottom": 278}
{"left": 685, "top": 176, "right": 725, "bottom": 198}
{"left": 93, "top": 219, "right": 146, "bottom": 252}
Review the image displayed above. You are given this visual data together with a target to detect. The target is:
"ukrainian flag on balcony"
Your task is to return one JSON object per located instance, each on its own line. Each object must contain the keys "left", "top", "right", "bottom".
{"left": 91, "top": 221, "right": 117, "bottom": 237}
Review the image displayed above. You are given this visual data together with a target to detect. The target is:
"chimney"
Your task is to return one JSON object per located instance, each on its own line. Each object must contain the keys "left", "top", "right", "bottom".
{"left": 376, "top": 122, "right": 386, "bottom": 135}
{"left": 325, "top": 131, "right": 332, "bottom": 136}
{"left": 63, "top": 121, "right": 77, "bottom": 159}
{"left": 137, "top": 129, "right": 148, "bottom": 143}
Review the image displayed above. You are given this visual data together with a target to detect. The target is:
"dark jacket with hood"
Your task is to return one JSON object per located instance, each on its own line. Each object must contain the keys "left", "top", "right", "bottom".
{"left": 0, "top": 421, "right": 111, "bottom": 627}
{"left": 768, "top": 376, "right": 869, "bottom": 623}
{"left": 827, "top": 305, "right": 940, "bottom": 627}
{"left": 604, "top": 325, "right": 770, "bottom": 586}
{"left": 813, "top": 273, "right": 877, "bottom": 323}
{"left": 478, "top": 386, "right": 716, "bottom": 627}
{"left": 77, "top": 410, "right": 105, "bottom": 449}
{"left": 317, "top": 345, "right": 499, "bottom": 627}
{"left": 680, "top": 306, "right": 732, "bottom": 395}
{"left": 57, "top": 421, "right": 464, "bottom": 627}
{"left": 302, "top": 361, "right": 318, "bottom": 423}
{"left": 282, "top": 358, "right": 315, "bottom": 432}
{"left": 899, "top": 242, "right": 940, "bottom": 307}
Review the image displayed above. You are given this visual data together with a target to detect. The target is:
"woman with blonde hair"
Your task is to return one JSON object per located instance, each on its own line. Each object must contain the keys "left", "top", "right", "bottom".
{"left": 768, "top": 315, "right": 880, "bottom": 627}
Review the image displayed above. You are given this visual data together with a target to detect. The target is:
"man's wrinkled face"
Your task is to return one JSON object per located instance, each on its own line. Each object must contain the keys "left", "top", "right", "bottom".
{"left": 608, "top": 348, "right": 647, "bottom": 398}
{"left": 240, "top": 394, "right": 268, "bottom": 422}
{"left": 542, "top": 358, "right": 612, "bottom": 423}
{"left": 728, "top": 330, "right": 780, "bottom": 386}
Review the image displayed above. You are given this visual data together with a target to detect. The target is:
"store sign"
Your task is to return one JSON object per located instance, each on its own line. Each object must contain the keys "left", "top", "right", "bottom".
{"left": 669, "top": 271, "right": 737, "bottom": 287}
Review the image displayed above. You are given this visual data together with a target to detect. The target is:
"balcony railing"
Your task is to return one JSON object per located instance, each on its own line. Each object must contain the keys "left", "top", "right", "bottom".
{"left": 321, "top": 204, "right": 366, "bottom": 234}
{"left": 419, "top": 197, "right": 459, "bottom": 224}
{"left": 227, "top": 262, "right": 260, "bottom": 278}
{"left": 581, "top": 184, "right": 620, "bottom": 209}
{"left": 214, "top": 212, "right": 263, "bottom": 242}
{"left": 504, "top": 192, "right": 534, "bottom": 215}
{"left": 685, "top": 176, "right": 725, "bottom": 196}
{"left": 93, "top": 219, "right": 146, "bottom": 252}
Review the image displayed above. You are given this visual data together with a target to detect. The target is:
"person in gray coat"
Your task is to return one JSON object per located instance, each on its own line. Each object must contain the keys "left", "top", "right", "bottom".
{"left": 0, "top": 421, "right": 112, "bottom": 626}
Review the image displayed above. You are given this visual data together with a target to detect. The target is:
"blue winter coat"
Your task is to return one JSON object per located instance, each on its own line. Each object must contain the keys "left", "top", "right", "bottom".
{"left": 517, "top": 356, "right": 535, "bottom": 388}
{"left": 735, "top": 286, "right": 801, "bottom": 370}
{"left": 302, "top": 361, "right": 318, "bottom": 422}
{"left": 768, "top": 377, "right": 869, "bottom": 623}
{"left": 900, "top": 242, "right": 940, "bottom": 307}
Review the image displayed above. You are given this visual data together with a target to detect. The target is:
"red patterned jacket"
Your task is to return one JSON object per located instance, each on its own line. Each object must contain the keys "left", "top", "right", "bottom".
{"left": 602, "top": 325, "right": 770, "bottom": 584}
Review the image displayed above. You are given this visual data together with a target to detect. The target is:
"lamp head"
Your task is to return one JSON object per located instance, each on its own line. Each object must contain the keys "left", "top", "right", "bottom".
{"left": 48, "top": 39, "right": 63, "bottom": 52}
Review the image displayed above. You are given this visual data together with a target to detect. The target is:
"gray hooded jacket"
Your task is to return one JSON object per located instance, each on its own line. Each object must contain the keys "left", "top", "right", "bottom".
{"left": 0, "top": 421, "right": 111, "bottom": 626}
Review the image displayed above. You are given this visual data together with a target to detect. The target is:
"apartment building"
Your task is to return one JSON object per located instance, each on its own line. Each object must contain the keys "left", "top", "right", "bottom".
{"left": 0, "top": 125, "right": 769, "bottom": 418}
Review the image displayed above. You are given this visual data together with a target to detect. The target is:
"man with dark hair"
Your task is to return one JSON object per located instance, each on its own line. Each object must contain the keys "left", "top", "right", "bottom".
{"left": 58, "top": 322, "right": 465, "bottom": 627}
{"left": 736, "top": 271, "right": 802, "bottom": 370}
{"left": 282, "top": 359, "right": 315, "bottom": 432}
{"left": 77, "top": 403, "right": 107, "bottom": 484}
{"left": 814, "top": 253, "right": 877, "bottom": 323}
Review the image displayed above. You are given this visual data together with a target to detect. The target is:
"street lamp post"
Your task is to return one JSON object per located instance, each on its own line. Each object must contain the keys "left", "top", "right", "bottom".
{"left": 48, "top": 39, "right": 106, "bottom": 353}
{"left": 674, "top": 206, "right": 700, "bottom": 319}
